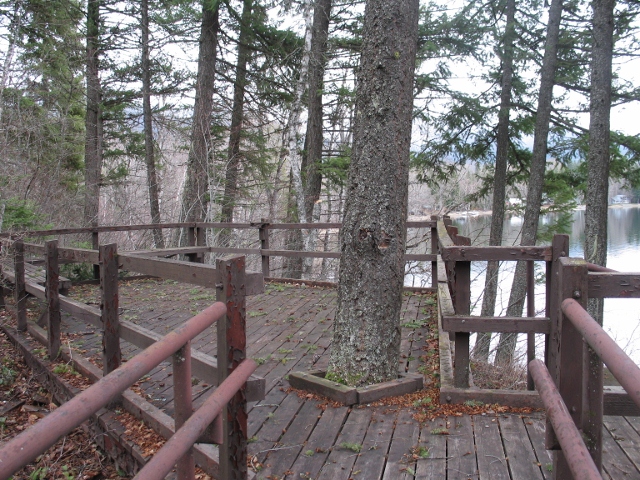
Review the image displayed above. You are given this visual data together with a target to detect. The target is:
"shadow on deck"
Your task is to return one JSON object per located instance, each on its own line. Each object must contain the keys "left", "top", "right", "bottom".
{"left": 12, "top": 279, "right": 640, "bottom": 479}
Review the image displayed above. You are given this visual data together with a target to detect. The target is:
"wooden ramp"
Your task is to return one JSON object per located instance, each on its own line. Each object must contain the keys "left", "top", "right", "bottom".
{"left": 43, "top": 280, "right": 640, "bottom": 479}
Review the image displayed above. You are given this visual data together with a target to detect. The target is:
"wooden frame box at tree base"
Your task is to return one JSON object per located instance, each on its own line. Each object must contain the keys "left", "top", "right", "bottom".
{"left": 288, "top": 370, "right": 423, "bottom": 406}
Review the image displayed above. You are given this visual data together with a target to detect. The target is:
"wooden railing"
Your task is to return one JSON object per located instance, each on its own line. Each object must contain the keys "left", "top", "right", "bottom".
{"left": 435, "top": 216, "right": 640, "bottom": 479}
{"left": 0, "top": 220, "right": 438, "bottom": 286}
{"left": 436, "top": 217, "right": 564, "bottom": 404}
{"left": 0, "top": 298, "right": 256, "bottom": 480}
{"left": 0, "top": 238, "right": 266, "bottom": 477}
{"left": 530, "top": 257, "right": 640, "bottom": 479}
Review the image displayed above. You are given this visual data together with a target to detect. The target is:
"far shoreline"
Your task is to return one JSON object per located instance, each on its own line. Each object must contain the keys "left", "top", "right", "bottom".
{"left": 409, "top": 203, "right": 640, "bottom": 221}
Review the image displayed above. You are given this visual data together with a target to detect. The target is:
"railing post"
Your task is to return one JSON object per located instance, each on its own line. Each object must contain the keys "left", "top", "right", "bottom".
{"left": 216, "top": 255, "right": 247, "bottom": 480}
{"left": 45, "top": 240, "right": 61, "bottom": 360}
{"left": 0, "top": 242, "right": 5, "bottom": 310}
{"left": 187, "top": 225, "right": 204, "bottom": 263}
{"left": 173, "top": 342, "right": 195, "bottom": 480}
{"left": 92, "top": 229, "right": 100, "bottom": 280}
{"left": 100, "top": 243, "right": 121, "bottom": 376}
{"left": 527, "top": 260, "right": 535, "bottom": 390}
{"left": 430, "top": 215, "right": 438, "bottom": 289}
{"left": 551, "top": 257, "right": 591, "bottom": 478}
{"left": 454, "top": 237, "right": 471, "bottom": 388}
{"left": 544, "top": 234, "right": 569, "bottom": 458}
{"left": 259, "top": 219, "right": 270, "bottom": 279}
{"left": 546, "top": 234, "right": 568, "bottom": 366}
{"left": 14, "top": 239, "right": 27, "bottom": 331}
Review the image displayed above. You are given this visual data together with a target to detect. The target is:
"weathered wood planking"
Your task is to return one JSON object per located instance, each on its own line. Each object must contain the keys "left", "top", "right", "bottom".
{"left": 500, "top": 414, "right": 545, "bottom": 480}
{"left": 441, "top": 245, "right": 552, "bottom": 262}
{"left": 442, "top": 315, "right": 551, "bottom": 333}
{"left": 588, "top": 272, "right": 640, "bottom": 298}
{"left": 602, "top": 417, "right": 640, "bottom": 479}
{"left": 316, "top": 408, "right": 373, "bottom": 480}
{"left": 118, "top": 253, "right": 264, "bottom": 295}
{"left": 475, "top": 414, "right": 510, "bottom": 479}
{"left": 18, "top": 279, "right": 640, "bottom": 479}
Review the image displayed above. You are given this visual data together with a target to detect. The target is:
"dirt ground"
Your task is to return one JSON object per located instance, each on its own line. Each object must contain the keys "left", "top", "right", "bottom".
{"left": 0, "top": 308, "right": 128, "bottom": 480}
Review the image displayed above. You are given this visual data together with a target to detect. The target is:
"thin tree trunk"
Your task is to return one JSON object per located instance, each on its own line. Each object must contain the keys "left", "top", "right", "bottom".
{"left": 585, "top": 0, "right": 615, "bottom": 324}
{"left": 301, "top": 0, "right": 332, "bottom": 221}
{"left": 280, "top": 0, "right": 316, "bottom": 275}
{"left": 300, "top": 0, "right": 332, "bottom": 277}
{"left": 179, "top": 1, "right": 220, "bottom": 232}
{"left": 283, "top": 169, "right": 304, "bottom": 278}
{"left": 84, "top": 0, "right": 102, "bottom": 232}
{"left": 495, "top": 0, "right": 564, "bottom": 365}
{"left": 474, "top": 0, "right": 516, "bottom": 362}
{"left": 141, "top": 0, "right": 164, "bottom": 248}
{"left": 0, "top": 0, "right": 22, "bottom": 122}
{"left": 219, "top": 0, "right": 253, "bottom": 247}
{"left": 327, "top": 0, "right": 419, "bottom": 386}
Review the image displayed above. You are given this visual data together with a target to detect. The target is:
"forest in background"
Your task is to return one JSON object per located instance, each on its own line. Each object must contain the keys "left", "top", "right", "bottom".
{"left": 2, "top": 0, "right": 640, "bottom": 281}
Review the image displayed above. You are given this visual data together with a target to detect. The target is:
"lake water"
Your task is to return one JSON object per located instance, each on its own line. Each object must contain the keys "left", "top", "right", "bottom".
{"left": 413, "top": 206, "right": 640, "bottom": 363}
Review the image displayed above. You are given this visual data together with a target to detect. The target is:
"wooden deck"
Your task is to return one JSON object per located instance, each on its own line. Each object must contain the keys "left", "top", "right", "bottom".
{"left": 40, "top": 279, "right": 640, "bottom": 479}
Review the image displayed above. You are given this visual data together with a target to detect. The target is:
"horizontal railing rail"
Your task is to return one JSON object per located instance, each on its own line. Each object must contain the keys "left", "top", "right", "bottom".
{"left": 0, "top": 220, "right": 436, "bottom": 238}
{"left": 529, "top": 359, "right": 601, "bottom": 480}
{"left": 437, "top": 218, "right": 566, "bottom": 393}
{"left": 0, "top": 240, "right": 266, "bottom": 400}
{"left": 561, "top": 298, "right": 640, "bottom": 408}
{"left": 134, "top": 358, "right": 257, "bottom": 480}
{"left": 0, "top": 303, "right": 228, "bottom": 479}
{"left": 1, "top": 220, "right": 438, "bottom": 288}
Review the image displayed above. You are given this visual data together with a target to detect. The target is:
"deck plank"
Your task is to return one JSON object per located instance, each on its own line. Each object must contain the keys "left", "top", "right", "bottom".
{"left": 381, "top": 409, "right": 420, "bottom": 480}
{"left": 349, "top": 407, "right": 397, "bottom": 479}
{"left": 415, "top": 418, "right": 447, "bottom": 479}
{"left": 604, "top": 416, "right": 640, "bottom": 474}
{"left": 523, "top": 415, "right": 554, "bottom": 480}
{"left": 250, "top": 392, "right": 305, "bottom": 464}
{"left": 446, "top": 414, "right": 478, "bottom": 480}
{"left": 500, "top": 414, "right": 544, "bottom": 480}
{"left": 475, "top": 414, "right": 510, "bottom": 479}
{"left": 288, "top": 405, "right": 350, "bottom": 479}
{"left": 602, "top": 419, "right": 640, "bottom": 480}
{"left": 258, "top": 398, "right": 323, "bottom": 478}
{"left": 317, "top": 408, "right": 373, "bottom": 480}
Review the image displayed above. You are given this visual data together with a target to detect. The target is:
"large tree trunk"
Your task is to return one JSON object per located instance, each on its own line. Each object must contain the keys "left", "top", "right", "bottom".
{"left": 84, "top": 0, "right": 102, "bottom": 232}
{"left": 141, "top": 0, "right": 164, "bottom": 248}
{"left": 219, "top": 0, "right": 253, "bottom": 246}
{"left": 585, "top": 0, "right": 615, "bottom": 323}
{"left": 179, "top": 1, "right": 219, "bottom": 233}
{"left": 327, "top": 0, "right": 419, "bottom": 387}
{"left": 495, "top": 0, "right": 564, "bottom": 365}
{"left": 473, "top": 0, "right": 516, "bottom": 362}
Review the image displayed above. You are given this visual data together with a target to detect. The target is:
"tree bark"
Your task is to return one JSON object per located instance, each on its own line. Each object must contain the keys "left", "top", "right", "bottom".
{"left": 179, "top": 1, "right": 219, "bottom": 230}
{"left": 585, "top": 0, "right": 615, "bottom": 323}
{"left": 474, "top": 0, "right": 516, "bottom": 362}
{"left": 327, "top": 0, "right": 419, "bottom": 386}
{"left": 219, "top": 0, "right": 253, "bottom": 247}
{"left": 141, "top": 0, "right": 164, "bottom": 248}
{"left": 84, "top": 0, "right": 102, "bottom": 232}
{"left": 495, "top": 0, "right": 564, "bottom": 365}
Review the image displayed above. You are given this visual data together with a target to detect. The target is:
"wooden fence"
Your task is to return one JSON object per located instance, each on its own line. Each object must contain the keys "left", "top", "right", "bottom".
{"left": 0, "top": 236, "right": 268, "bottom": 477}
{"left": 0, "top": 220, "right": 438, "bottom": 286}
